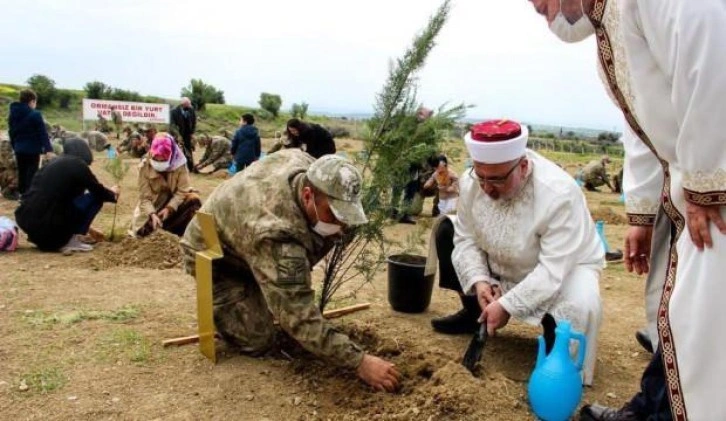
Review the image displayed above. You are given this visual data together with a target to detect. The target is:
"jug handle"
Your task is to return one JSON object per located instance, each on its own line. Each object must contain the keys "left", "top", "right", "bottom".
{"left": 571, "top": 331, "right": 587, "bottom": 371}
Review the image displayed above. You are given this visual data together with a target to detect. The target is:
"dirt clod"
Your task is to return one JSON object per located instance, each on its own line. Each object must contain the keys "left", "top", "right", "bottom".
{"left": 90, "top": 231, "right": 183, "bottom": 270}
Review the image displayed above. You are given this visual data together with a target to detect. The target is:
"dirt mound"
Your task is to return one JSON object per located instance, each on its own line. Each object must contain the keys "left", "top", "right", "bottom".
{"left": 90, "top": 230, "right": 183, "bottom": 270}
{"left": 292, "top": 322, "right": 527, "bottom": 420}
{"left": 590, "top": 206, "right": 627, "bottom": 225}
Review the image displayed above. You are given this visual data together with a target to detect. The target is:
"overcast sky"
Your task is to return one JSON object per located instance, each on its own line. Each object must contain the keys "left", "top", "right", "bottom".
{"left": 0, "top": 0, "right": 623, "bottom": 131}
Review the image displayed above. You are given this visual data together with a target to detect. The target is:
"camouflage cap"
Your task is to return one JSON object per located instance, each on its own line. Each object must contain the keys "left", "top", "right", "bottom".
{"left": 307, "top": 155, "right": 367, "bottom": 226}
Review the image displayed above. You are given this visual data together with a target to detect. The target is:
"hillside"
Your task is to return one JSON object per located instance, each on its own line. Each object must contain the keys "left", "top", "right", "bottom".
{"left": 0, "top": 83, "right": 363, "bottom": 140}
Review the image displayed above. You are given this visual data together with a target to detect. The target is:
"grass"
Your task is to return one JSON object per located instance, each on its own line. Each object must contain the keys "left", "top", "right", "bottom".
{"left": 97, "top": 328, "right": 152, "bottom": 364}
{"left": 19, "top": 366, "right": 67, "bottom": 394}
{"left": 22, "top": 305, "right": 140, "bottom": 328}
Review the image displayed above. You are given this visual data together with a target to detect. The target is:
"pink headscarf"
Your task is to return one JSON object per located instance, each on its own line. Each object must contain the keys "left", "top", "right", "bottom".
{"left": 150, "top": 134, "right": 173, "bottom": 160}
{"left": 150, "top": 133, "right": 187, "bottom": 171}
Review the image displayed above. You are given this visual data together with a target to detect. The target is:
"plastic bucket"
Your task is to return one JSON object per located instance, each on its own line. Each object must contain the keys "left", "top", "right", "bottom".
{"left": 386, "top": 254, "right": 435, "bottom": 313}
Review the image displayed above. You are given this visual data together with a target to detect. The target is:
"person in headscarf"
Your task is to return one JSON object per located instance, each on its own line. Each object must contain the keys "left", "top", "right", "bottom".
{"left": 14, "top": 138, "right": 119, "bottom": 253}
{"left": 130, "top": 133, "right": 201, "bottom": 237}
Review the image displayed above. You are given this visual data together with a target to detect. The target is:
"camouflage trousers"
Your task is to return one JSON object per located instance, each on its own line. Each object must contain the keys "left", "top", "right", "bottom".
{"left": 210, "top": 158, "right": 232, "bottom": 173}
{"left": 212, "top": 263, "right": 278, "bottom": 355}
{"left": 0, "top": 167, "right": 18, "bottom": 195}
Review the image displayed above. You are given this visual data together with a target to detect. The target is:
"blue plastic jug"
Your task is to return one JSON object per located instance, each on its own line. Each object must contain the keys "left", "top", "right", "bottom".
{"left": 595, "top": 220, "right": 610, "bottom": 253}
{"left": 528, "top": 320, "right": 587, "bottom": 421}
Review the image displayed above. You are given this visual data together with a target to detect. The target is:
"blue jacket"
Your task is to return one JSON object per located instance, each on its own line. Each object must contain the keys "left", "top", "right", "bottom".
{"left": 231, "top": 124, "right": 261, "bottom": 167}
{"left": 8, "top": 102, "right": 52, "bottom": 155}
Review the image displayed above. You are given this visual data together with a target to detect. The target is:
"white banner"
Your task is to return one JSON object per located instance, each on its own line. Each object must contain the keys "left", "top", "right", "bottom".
{"left": 82, "top": 99, "right": 170, "bottom": 124}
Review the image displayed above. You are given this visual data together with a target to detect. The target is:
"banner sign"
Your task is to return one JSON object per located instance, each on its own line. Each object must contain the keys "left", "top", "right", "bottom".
{"left": 82, "top": 99, "right": 170, "bottom": 124}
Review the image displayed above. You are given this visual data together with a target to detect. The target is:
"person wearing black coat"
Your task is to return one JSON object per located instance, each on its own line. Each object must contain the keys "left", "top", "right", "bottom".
{"left": 286, "top": 118, "right": 336, "bottom": 159}
{"left": 170, "top": 97, "right": 197, "bottom": 172}
{"left": 15, "top": 138, "right": 119, "bottom": 253}
{"left": 8, "top": 89, "right": 54, "bottom": 195}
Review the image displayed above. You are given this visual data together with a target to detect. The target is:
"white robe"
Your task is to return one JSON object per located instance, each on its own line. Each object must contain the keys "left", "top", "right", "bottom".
{"left": 452, "top": 150, "right": 604, "bottom": 384}
{"left": 594, "top": 0, "right": 667, "bottom": 351}
{"left": 621, "top": 0, "right": 726, "bottom": 419}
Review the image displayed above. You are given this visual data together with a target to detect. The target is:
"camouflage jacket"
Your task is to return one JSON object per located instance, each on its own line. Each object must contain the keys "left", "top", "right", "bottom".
{"left": 198, "top": 136, "right": 232, "bottom": 169}
{"left": 581, "top": 160, "right": 609, "bottom": 184}
{"left": 180, "top": 149, "right": 364, "bottom": 369}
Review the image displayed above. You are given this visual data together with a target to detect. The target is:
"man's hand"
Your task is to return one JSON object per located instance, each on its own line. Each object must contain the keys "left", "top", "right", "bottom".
{"left": 110, "top": 185, "right": 120, "bottom": 201}
{"left": 686, "top": 202, "right": 726, "bottom": 250}
{"left": 480, "top": 301, "right": 511, "bottom": 336}
{"left": 150, "top": 213, "right": 163, "bottom": 231}
{"left": 473, "top": 281, "right": 501, "bottom": 314}
{"left": 157, "top": 208, "right": 171, "bottom": 221}
{"left": 356, "top": 354, "right": 401, "bottom": 392}
{"left": 624, "top": 225, "right": 653, "bottom": 275}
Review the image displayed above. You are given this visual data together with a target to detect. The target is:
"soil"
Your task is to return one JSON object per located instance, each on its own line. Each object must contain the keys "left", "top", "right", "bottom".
{"left": 89, "top": 231, "right": 183, "bottom": 271}
{"left": 0, "top": 147, "right": 648, "bottom": 420}
{"left": 590, "top": 206, "right": 627, "bottom": 225}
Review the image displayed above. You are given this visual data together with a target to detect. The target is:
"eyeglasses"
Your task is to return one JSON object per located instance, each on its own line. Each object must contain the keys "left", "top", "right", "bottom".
{"left": 468, "top": 159, "right": 523, "bottom": 186}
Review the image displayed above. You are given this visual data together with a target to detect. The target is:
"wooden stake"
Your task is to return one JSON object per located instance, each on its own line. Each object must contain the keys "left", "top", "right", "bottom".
{"left": 162, "top": 302, "right": 371, "bottom": 347}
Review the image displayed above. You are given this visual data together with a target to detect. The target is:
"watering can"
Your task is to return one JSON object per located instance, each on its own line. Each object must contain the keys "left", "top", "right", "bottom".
{"left": 528, "top": 320, "right": 587, "bottom": 421}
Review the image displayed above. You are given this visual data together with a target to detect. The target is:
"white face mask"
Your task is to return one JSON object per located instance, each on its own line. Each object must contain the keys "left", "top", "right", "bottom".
{"left": 151, "top": 158, "right": 171, "bottom": 172}
{"left": 548, "top": 2, "right": 595, "bottom": 43}
{"left": 311, "top": 193, "right": 342, "bottom": 237}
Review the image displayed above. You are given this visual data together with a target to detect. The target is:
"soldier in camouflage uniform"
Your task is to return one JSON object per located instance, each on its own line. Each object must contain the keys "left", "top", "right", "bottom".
{"left": 180, "top": 150, "right": 401, "bottom": 392}
{"left": 80, "top": 130, "right": 109, "bottom": 152}
{"left": 579, "top": 155, "right": 615, "bottom": 192}
{"left": 612, "top": 167, "right": 624, "bottom": 194}
{"left": 96, "top": 112, "right": 111, "bottom": 133}
{"left": 0, "top": 135, "right": 20, "bottom": 200}
{"left": 195, "top": 135, "right": 233, "bottom": 173}
{"left": 119, "top": 126, "right": 151, "bottom": 158}
{"left": 110, "top": 106, "right": 123, "bottom": 139}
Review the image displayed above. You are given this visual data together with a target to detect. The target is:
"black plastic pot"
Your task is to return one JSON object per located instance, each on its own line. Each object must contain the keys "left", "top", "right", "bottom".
{"left": 387, "top": 254, "right": 435, "bottom": 313}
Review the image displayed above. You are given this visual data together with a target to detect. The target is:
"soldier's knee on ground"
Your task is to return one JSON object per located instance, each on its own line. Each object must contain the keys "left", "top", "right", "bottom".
{"left": 214, "top": 311, "right": 276, "bottom": 354}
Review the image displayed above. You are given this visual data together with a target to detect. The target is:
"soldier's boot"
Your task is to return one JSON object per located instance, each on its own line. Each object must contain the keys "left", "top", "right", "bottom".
{"left": 584, "top": 182, "right": 599, "bottom": 192}
{"left": 431, "top": 294, "right": 480, "bottom": 335}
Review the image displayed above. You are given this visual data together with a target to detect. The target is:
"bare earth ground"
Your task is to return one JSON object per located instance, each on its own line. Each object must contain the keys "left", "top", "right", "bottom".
{"left": 0, "top": 140, "right": 648, "bottom": 420}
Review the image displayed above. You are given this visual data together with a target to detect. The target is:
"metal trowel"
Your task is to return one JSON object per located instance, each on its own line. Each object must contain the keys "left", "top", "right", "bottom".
{"left": 462, "top": 322, "right": 488, "bottom": 372}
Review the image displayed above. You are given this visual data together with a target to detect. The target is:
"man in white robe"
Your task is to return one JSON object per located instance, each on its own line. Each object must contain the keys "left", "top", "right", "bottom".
{"left": 430, "top": 119, "right": 604, "bottom": 385}
{"left": 529, "top": 0, "right": 726, "bottom": 419}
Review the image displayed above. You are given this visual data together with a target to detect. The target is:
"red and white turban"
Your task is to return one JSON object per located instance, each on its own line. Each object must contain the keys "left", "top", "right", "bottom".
{"left": 464, "top": 119, "right": 528, "bottom": 164}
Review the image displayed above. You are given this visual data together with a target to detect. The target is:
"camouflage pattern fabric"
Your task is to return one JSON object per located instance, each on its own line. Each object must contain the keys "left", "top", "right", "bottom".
{"left": 580, "top": 159, "right": 611, "bottom": 189}
{"left": 180, "top": 149, "right": 365, "bottom": 369}
{"left": 198, "top": 136, "right": 233, "bottom": 171}
{"left": 51, "top": 139, "right": 63, "bottom": 155}
{"left": 0, "top": 137, "right": 18, "bottom": 195}
{"left": 81, "top": 131, "right": 109, "bottom": 152}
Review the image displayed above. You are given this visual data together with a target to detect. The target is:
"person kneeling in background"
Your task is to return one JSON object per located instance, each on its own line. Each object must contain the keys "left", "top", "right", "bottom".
{"left": 15, "top": 138, "right": 119, "bottom": 253}
{"left": 130, "top": 133, "right": 201, "bottom": 237}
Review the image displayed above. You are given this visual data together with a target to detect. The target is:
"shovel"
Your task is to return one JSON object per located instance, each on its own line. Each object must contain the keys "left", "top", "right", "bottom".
{"left": 462, "top": 322, "right": 488, "bottom": 372}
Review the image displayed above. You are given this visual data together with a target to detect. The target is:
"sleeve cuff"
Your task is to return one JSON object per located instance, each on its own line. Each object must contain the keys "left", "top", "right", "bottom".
{"left": 627, "top": 213, "right": 656, "bottom": 226}
{"left": 684, "top": 188, "right": 726, "bottom": 207}
{"left": 498, "top": 295, "right": 517, "bottom": 318}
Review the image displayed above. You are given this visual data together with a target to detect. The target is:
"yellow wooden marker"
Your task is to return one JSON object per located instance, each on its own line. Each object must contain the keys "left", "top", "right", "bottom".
{"left": 195, "top": 212, "right": 223, "bottom": 363}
